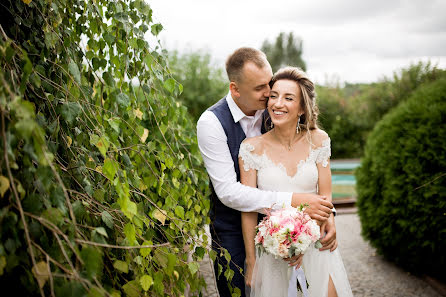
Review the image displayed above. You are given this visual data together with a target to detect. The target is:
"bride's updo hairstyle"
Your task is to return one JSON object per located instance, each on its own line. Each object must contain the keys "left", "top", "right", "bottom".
{"left": 269, "top": 66, "right": 319, "bottom": 132}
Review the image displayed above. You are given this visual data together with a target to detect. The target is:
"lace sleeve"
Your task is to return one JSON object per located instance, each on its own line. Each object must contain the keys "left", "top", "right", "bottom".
{"left": 239, "top": 142, "right": 261, "bottom": 171}
{"left": 315, "top": 138, "right": 331, "bottom": 167}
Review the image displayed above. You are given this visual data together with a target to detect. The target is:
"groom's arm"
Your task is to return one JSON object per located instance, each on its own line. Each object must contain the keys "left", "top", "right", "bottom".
{"left": 197, "top": 111, "right": 292, "bottom": 213}
{"left": 197, "top": 111, "right": 333, "bottom": 219}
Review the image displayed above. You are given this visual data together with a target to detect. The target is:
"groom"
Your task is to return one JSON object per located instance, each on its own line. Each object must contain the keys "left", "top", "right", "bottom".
{"left": 197, "top": 47, "right": 337, "bottom": 297}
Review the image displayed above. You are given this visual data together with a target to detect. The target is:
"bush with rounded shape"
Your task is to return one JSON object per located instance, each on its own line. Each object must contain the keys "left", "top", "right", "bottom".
{"left": 356, "top": 77, "right": 446, "bottom": 280}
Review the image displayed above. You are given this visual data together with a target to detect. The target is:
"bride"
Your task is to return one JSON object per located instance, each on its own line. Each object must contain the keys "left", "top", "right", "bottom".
{"left": 239, "top": 67, "right": 353, "bottom": 297}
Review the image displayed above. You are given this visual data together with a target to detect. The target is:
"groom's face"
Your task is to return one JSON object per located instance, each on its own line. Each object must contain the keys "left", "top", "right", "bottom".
{"left": 234, "top": 61, "right": 273, "bottom": 115}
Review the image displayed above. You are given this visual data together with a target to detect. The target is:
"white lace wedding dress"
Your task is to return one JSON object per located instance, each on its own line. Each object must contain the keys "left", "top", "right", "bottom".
{"left": 239, "top": 137, "right": 353, "bottom": 297}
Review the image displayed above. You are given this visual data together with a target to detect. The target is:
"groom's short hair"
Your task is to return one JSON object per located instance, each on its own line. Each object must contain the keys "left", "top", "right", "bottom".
{"left": 225, "top": 47, "right": 268, "bottom": 83}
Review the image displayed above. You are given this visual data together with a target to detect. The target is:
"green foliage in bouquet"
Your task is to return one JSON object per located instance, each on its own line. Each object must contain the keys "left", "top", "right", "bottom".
{"left": 356, "top": 77, "right": 446, "bottom": 280}
{"left": 0, "top": 0, "right": 233, "bottom": 296}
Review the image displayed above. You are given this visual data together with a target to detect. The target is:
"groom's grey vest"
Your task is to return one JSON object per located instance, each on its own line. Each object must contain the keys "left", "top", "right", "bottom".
{"left": 208, "top": 96, "right": 267, "bottom": 233}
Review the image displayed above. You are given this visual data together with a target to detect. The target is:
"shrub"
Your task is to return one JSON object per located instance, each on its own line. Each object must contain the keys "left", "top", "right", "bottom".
{"left": 356, "top": 78, "right": 446, "bottom": 280}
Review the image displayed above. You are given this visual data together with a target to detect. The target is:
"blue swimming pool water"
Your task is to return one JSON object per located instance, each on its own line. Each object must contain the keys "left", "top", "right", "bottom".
{"left": 332, "top": 175, "right": 356, "bottom": 185}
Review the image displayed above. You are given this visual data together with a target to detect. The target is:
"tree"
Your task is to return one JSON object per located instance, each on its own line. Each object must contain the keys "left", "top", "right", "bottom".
{"left": 168, "top": 50, "right": 228, "bottom": 122}
{"left": 261, "top": 32, "right": 306, "bottom": 72}
{"left": 0, "top": 0, "right": 232, "bottom": 296}
{"left": 316, "top": 63, "right": 445, "bottom": 158}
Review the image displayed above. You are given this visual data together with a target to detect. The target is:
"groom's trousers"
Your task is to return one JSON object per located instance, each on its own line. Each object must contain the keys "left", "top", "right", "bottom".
{"left": 211, "top": 226, "right": 246, "bottom": 297}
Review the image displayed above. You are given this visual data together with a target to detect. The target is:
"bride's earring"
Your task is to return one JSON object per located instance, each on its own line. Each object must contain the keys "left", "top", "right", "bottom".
{"left": 270, "top": 120, "right": 274, "bottom": 129}
{"left": 296, "top": 116, "right": 301, "bottom": 134}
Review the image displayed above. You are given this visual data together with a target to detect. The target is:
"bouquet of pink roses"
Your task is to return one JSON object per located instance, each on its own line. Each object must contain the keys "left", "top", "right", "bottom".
{"left": 255, "top": 206, "right": 322, "bottom": 259}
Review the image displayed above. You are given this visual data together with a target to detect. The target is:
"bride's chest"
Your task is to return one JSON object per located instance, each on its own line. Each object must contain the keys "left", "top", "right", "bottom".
{"left": 256, "top": 158, "right": 319, "bottom": 192}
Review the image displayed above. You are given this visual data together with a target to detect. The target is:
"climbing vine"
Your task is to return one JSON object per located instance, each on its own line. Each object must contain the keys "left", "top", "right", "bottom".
{"left": 0, "top": 0, "right": 230, "bottom": 296}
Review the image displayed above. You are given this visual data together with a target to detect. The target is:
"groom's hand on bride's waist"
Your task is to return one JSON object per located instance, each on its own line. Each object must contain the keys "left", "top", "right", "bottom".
{"left": 291, "top": 193, "right": 333, "bottom": 222}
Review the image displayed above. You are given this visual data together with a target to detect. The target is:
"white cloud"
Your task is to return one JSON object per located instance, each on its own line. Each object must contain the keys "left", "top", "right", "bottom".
{"left": 149, "top": 0, "right": 446, "bottom": 84}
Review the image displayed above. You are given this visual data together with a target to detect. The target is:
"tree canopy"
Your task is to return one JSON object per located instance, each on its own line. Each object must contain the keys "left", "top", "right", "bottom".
{"left": 261, "top": 32, "right": 306, "bottom": 72}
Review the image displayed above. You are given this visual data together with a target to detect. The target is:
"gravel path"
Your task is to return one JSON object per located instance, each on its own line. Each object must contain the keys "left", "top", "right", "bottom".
{"left": 197, "top": 213, "right": 441, "bottom": 297}
{"left": 336, "top": 213, "right": 440, "bottom": 297}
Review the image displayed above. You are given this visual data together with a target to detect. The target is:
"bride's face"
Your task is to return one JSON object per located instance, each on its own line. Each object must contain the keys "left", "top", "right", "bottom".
{"left": 268, "top": 79, "right": 303, "bottom": 127}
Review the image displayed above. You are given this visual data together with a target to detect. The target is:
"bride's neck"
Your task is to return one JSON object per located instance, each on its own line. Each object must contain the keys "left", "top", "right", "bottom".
{"left": 273, "top": 125, "right": 300, "bottom": 147}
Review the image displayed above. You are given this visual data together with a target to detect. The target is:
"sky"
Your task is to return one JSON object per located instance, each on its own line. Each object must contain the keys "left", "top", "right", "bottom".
{"left": 148, "top": 0, "right": 446, "bottom": 85}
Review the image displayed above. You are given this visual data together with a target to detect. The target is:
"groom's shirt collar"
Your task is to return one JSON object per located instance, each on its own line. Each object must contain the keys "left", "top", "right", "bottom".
{"left": 226, "top": 91, "right": 264, "bottom": 138}
{"left": 226, "top": 92, "right": 264, "bottom": 124}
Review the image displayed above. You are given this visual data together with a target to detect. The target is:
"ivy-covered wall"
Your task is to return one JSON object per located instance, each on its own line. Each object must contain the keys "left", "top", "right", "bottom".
{"left": 0, "top": 0, "right": 224, "bottom": 296}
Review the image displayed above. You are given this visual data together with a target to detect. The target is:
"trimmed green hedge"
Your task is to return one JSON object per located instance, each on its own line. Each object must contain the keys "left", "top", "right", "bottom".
{"left": 356, "top": 78, "right": 446, "bottom": 280}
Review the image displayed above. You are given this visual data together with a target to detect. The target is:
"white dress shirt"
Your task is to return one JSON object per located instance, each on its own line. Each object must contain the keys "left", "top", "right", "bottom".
{"left": 197, "top": 92, "right": 292, "bottom": 213}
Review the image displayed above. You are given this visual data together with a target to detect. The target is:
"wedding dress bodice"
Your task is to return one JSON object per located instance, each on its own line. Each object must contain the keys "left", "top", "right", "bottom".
{"left": 239, "top": 137, "right": 331, "bottom": 195}
{"left": 239, "top": 136, "right": 354, "bottom": 297}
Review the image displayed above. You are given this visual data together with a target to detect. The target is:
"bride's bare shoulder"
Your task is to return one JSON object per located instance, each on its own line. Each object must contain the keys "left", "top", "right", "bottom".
{"left": 309, "top": 128, "right": 330, "bottom": 148}
{"left": 241, "top": 135, "right": 267, "bottom": 155}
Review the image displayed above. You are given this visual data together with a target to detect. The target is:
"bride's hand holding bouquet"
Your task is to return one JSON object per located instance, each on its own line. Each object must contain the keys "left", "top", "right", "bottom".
{"left": 255, "top": 205, "right": 322, "bottom": 264}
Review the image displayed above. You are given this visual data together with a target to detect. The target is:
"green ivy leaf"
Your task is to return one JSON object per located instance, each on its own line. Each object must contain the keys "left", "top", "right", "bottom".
{"left": 103, "top": 158, "right": 118, "bottom": 180}
{"left": 44, "top": 31, "right": 58, "bottom": 49}
{"left": 153, "top": 272, "right": 164, "bottom": 295}
{"left": 102, "top": 71, "right": 115, "bottom": 87}
{"left": 141, "top": 84, "right": 151, "bottom": 94}
{"left": 42, "top": 208, "right": 64, "bottom": 227}
{"left": 224, "top": 266, "right": 234, "bottom": 281}
{"left": 90, "top": 135, "right": 110, "bottom": 158}
{"left": 103, "top": 33, "right": 115, "bottom": 44}
{"left": 101, "top": 211, "right": 114, "bottom": 229}
{"left": 93, "top": 188, "right": 105, "bottom": 202}
{"left": 166, "top": 253, "right": 176, "bottom": 275}
{"left": 163, "top": 78, "right": 175, "bottom": 94}
{"left": 60, "top": 102, "right": 81, "bottom": 124}
{"left": 194, "top": 247, "right": 205, "bottom": 260}
{"left": 174, "top": 206, "right": 184, "bottom": 219}
{"left": 68, "top": 61, "right": 81, "bottom": 84}
{"left": 122, "top": 280, "right": 141, "bottom": 297}
{"left": 224, "top": 249, "right": 231, "bottom": 263}
{"left": 94, "top": 227, "right": 108, "bottom": 238}
{"left": 81, "top": 247, "right": 103, "bottom": 279}
{"left": 107, "top": 118, "right": 121, "bottom": 133}
{"left": 32, "top": 261, "right": 49, "bottom": 289}
{"left": 124, "top": 223, "right": 136, "bottom": 245}
{"left": 0, "top": 176, "right": 10, "bottom": 198}
{"left": 136, "top": 39, "right": 146, "bottom": 49}
{"left": 140, "top": 240, "right": 152, "bottom": 257}
{"left": 29, "top": 73, "right": 41, "bottom": 88}
{"left": 114, "top": 12, "right": 129, "bottom": 23}
{"left": 92, "top": 58, "right": 101, "bottom": 70}
{"left": 139, "top": 274, "right": 153, "bottom": 291}
{"left": 151, "top": 23, "right": 163, "bottom": 36}
{"left": 209, "top": 249, "right": 217, "bottom": 262}
{"left": 87, "top": 286, "right": 105, "bottom": 297}
{"left": 5, "top": 44, "right": 15, "bottom": 62}
{"left": 116, "top": 92, "right": 130, "bottom": 108}
{"left": 187, "top": 262, "right": 199, "bottom": 275}
{"left": 113, "top": 260, "right": 128, "bottom": 273}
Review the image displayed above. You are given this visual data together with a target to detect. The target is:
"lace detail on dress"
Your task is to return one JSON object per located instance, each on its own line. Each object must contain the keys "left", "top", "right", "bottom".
{"left": 314, "top": 138, "right": 331, "bottom": 167}
{"left": 239, "top": 142, "right": 262, "bottom": 171}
